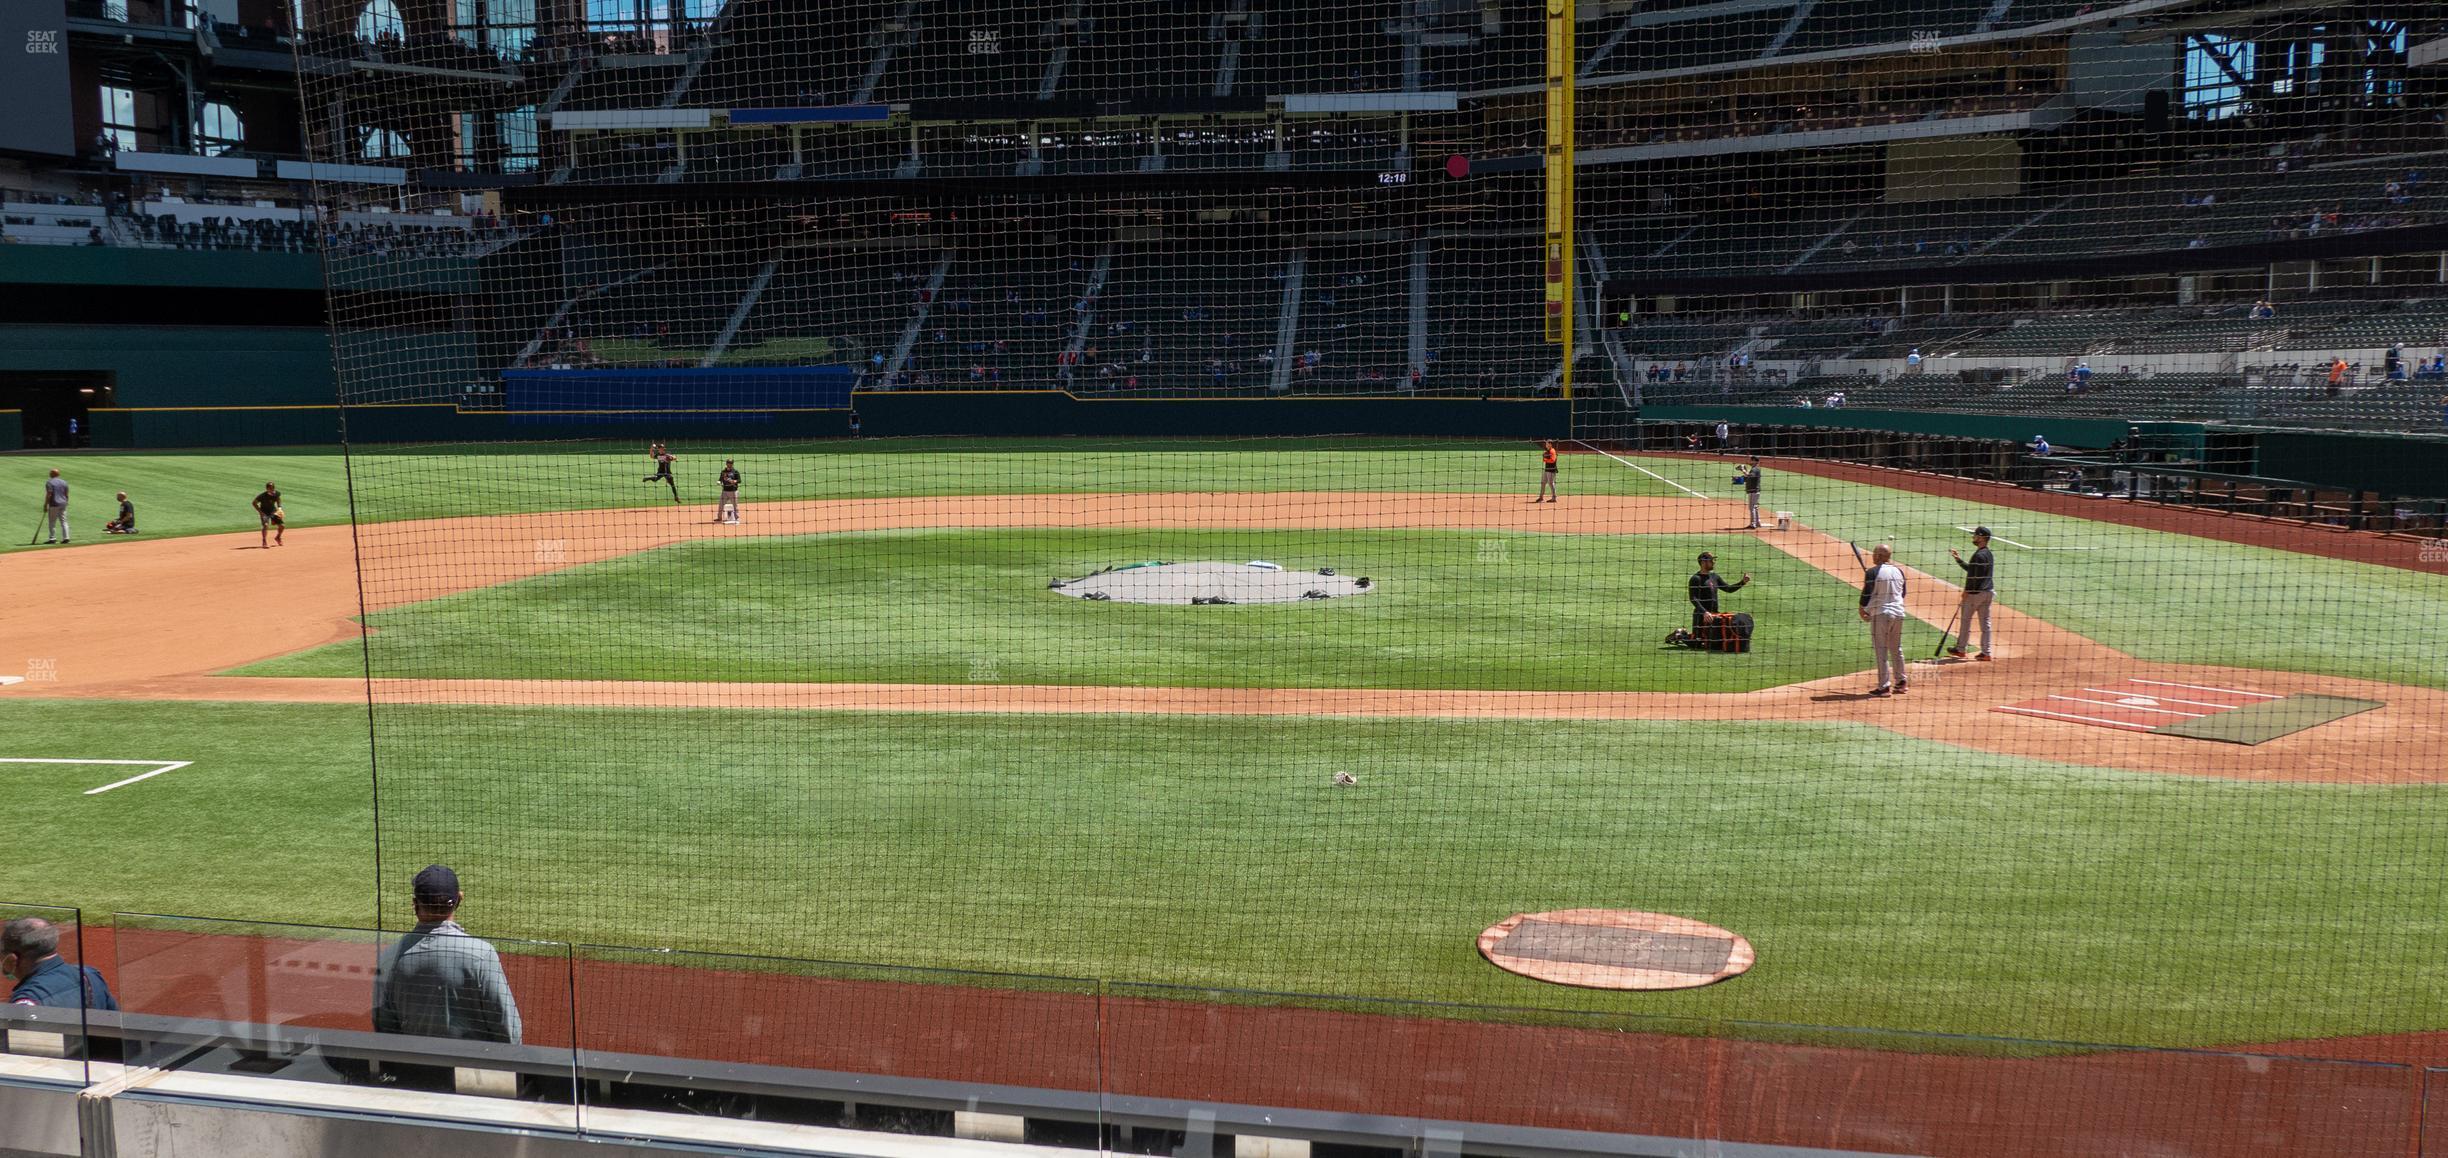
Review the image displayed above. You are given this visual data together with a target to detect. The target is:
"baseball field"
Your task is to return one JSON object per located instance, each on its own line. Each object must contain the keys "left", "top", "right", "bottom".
{"left": 6, "top": 436, "right": 2447, "bottom": 1056}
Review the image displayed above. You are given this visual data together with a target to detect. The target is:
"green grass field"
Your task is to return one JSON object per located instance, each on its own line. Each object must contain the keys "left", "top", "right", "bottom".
{"left": 23, "top": 440, "right": 2443, "bottom": 686}
{"left": 8, "top": 439, "right": 2448, "bottom": 1052}
{"left": 3, "top": 697, "right": 2443, "bottom": 1048}
{"left": 245, "top": 528, "right": 1865, "bottom": 691}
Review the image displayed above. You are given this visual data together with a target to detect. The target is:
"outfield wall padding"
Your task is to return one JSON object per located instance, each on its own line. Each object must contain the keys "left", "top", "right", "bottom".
{"left": 2250, "top": 430, "right": 2448, "bottom": 501}
{"left": 504, "top": 366, "right": 858, "bottom": 413}
{"left": 855, "top": 391, "right": 1572, "bottom": 439}
{"left": 78, "top": 394, "right": 1558, "bottom": 448}
{"left": 84, "top": 405, "right": 853, "bottom": 447}
{"left": 1639, "top": 405, "right": 2138, "bottom": 450}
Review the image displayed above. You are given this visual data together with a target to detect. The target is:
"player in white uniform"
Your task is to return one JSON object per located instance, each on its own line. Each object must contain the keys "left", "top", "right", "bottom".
{"left": 1858, "top": 543, "right": 1909, "bottom": 695}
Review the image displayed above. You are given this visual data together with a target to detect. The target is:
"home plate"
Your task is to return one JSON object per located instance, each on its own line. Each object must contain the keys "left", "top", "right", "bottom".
{"left": 0, "top": 676, "right": 23, "bottom": 687}
{"left": 1994, "top": 678, "right": 2385, "bottom": 745}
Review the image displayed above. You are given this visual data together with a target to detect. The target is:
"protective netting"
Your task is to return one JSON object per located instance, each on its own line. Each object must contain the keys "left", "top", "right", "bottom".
{"left": 279, "top": 2, "right": 2448, "bottom": 1152}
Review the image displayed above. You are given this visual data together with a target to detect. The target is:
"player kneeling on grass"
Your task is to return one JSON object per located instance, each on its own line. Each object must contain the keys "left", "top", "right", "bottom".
{"left": 1681, "top": 551, "right": 1756, "bottom": 652}
{"left": 104, "top": 492, "right": 135, "bottom": 535}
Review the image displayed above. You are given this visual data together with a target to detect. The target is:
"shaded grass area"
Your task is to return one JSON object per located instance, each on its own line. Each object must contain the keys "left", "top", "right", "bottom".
{"left": 2, "top": 698, "right": 2443, "bottom": 1049}
{"left": 1604, "top": 452, "right": 2448, "bottom": 690}
{"left": 242, "top": 529, "right": 1864, "bottom": 692}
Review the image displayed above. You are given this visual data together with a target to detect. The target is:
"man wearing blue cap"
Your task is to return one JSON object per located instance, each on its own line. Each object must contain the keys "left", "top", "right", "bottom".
{"left": 373, "top": 865, "right": 523, "bottom": 1047}
{"left": 1947, "top": 527, "right": 1995, "bottom": 661}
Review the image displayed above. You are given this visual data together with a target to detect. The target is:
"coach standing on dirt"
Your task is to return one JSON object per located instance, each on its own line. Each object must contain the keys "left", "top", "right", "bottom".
{"left": 1859, "top": 543, "right": 1909, "bottom": 696}
{"left": 1948, "top": 527, "right": 1996, "bottom": 661}
{"left": 1741, "top": 457, "right": 1764, "bottom": 529}
{"left": 714, "top": 459, "right": 742, "bottom": 525}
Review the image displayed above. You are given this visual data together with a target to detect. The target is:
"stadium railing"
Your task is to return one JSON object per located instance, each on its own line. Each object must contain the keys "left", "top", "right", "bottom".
{"left": 0, "top": 910, "right": 2436, "bottom": 1158}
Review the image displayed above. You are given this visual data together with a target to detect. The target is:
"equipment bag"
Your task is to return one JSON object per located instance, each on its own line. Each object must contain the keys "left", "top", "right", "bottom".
{"left": 1702, "top": 612, "right": 1754, "bottom": 653}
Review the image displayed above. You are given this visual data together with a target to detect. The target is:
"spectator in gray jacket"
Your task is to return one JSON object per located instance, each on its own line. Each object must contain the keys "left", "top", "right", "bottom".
{"left": 373, "top": 865, "right": 522, "bottom": 1045}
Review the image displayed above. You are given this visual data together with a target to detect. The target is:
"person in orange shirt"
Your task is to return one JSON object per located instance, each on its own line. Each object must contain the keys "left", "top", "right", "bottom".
{"left": 1535, "top": 440, "right": 1559, "bottom": 503}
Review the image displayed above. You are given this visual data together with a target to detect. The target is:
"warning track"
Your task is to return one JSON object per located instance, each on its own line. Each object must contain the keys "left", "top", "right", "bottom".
{"left": 10, "top": 491, "right": 2444, "bottom": 783}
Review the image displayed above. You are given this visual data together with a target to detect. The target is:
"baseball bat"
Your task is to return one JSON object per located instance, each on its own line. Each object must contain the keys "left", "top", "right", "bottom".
{"left": 1847, "top": 541, "right": 1867, "bottom": 573}
{"left": 1933, "top": 606, "right": 1960, "bottom": 657}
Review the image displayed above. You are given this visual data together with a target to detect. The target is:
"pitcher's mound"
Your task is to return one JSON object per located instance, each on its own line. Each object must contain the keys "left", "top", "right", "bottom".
{"left": 1052, "top": 562, "right": 1372, "bottom": 605}
{"left": 1479, "top": 908, "right": 1754, "bottom": 990}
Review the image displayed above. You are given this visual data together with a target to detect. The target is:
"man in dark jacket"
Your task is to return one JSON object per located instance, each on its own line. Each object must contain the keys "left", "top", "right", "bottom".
{"left": 4, "top": 918, "right": 116, "bottom": 1011}
{"left": 1947, "top": 527, "right": 1996, "bottom": 660}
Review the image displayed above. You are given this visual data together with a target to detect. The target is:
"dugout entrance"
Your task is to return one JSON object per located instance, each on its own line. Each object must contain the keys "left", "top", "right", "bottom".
{"left": 0, "top": 370, "right": 112, "bottom": 448}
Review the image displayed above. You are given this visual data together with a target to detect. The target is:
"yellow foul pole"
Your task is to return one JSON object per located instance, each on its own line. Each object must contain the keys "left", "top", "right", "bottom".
{"left": 1543, "top": 0, "right": 1575, "bottom": 400}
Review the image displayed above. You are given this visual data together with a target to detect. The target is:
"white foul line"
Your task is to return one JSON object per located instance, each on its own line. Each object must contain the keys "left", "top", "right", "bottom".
{"left": 1952, "top": 526, "right": 2101, "bottom": 552}
{"left": 85, "top": 763, "right": 194, "bottom": 795}
{"left": 1574, "top": 441, "right": 1710, "bottom": 499}
{"left": 2126, "top": 679, "right": 2284, "bottom": 700}
{"left": 1995, "top": 706, "right": 2161, "bottom": 731}
{"left": 0, "top": 758, "right": 195, "bottom": 796}
{"left": 2079, "top": 687, "right": 2234, "bottom": 710}
{"left": 1956, "top": 525, "right": 2035, "bottom": 549}
{"left": 2046, "top": 694, "right": 2208, "bottom": 717}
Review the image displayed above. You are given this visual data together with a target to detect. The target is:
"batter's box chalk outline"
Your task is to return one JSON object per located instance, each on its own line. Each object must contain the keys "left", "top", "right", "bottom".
{"left": 0, "top": 758, "right": 195, "bottom": 796}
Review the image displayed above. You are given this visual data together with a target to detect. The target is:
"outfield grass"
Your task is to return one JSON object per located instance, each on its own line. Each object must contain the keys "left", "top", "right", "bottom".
{"left": 3, "top": 440, "right": 1626, "bottom": 555}
{"left": 4, "top": 697, "right": 2444, "bottom": 1049}
{"left": 242, "top": 528, "right": 1864, "bottom": 691}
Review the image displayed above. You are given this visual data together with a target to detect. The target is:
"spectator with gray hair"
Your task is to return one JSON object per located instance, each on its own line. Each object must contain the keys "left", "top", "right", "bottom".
{"left": 372, "top": 865, "right": 522, "bottom": 1046}
{"left": 4, "top": 917, "right": 117, "bottom": 1010}
{"left": 1858, "top": 543, "right": 1910, "bottom": 697}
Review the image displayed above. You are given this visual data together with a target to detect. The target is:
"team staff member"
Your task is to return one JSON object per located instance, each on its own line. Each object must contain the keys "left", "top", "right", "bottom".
{"left": 253, "top": 481, "right": 284, "bottom": 548}
{"left": 1740, "top": 457, "right": 1764, "bottom": 529}
{"left": 105, "top": 491, "right": 136, "bottom": 535}
{"left": 374, "top": 866, "right": 522, "bottom": 1044}
{"left": 714, "top": 459, "right": 742, "bottom": 525}
{"left": 1858, "top": 543, "right": 1909, "bottom": 696}
{"left": 1535, "top": 440, "right": 1559, "bottom": 502}
{"left": 4, "top": 917, "right": 116, "bottom": 1010}
{"left": 1688, "top": 551, "right": 1751, "bottom": 628}
{"left": 1948, "top": 526, "right": 1996, "bottom": 660}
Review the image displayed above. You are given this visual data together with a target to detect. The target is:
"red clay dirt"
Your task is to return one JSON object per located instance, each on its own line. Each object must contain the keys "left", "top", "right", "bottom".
{"left": 13, "top": 491, "right": 2443, "bottom": 782}
{"left": 73, "top": 922, "right": 2432, "bottom": 1158}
